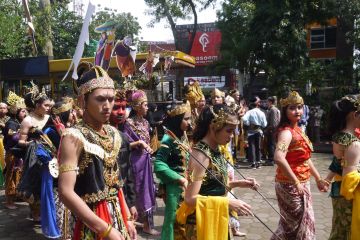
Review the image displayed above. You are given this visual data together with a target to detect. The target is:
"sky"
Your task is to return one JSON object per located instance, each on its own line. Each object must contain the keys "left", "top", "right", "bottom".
{"left": 80, "top": 0, "right": 222, "bottom": 41}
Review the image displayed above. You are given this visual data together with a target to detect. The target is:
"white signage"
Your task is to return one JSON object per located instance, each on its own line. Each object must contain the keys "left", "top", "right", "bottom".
{"left": 184, "top": 76, "right": 226, "bottom": 88}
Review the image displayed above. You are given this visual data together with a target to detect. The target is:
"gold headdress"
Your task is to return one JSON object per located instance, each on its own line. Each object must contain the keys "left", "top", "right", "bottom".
{"left": 209, "top": 106, "right": 239, "bottom": 130}
{"left": 185, "top": 81, "right": 204, "bottom": 108}
{"left": 78, "top": 66, "right": 114, "bottom": 96}
{"left": 280, "top": 91, "right": 304, "bottom": 108}
{"left": 29, "top": 81, "right": 48, "bottom": 103}
{"left": 7, "top": 91, "right": 26, "bottom": 114}
{"left": 52, "top": 102, "right": 73, "bottom": 115}
{"left": 341, "top": 95, "right": 360, "bottom": 111}
{"left": 73, "top": 61, "right": 94, "bottom": 95}
{"left": 167, "top": 101, "right": 191, "bottom": 117}
{"left": 211, "top": 88, "right": 225, "bottom": 99}
{"left": 131, "top": 90, "right": 148, "bottom": 107}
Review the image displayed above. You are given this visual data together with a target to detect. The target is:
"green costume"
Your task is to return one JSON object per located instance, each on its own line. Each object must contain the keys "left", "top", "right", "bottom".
{"left": 328, "top": 132, "right": 358, "bottom": 240}
{"left": 154, "top": 134, "right": 188, "bottom": 240}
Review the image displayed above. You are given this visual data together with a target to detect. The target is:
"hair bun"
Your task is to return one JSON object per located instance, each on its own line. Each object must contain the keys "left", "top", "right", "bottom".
{"left": 334, "top": 100, "right": 343, "bottom": 112}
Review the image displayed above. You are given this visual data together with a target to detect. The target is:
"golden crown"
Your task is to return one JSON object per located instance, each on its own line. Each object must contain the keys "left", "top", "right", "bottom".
{"left": 167, "top": 101, "right": 191, "bottom": 117}
{"left": 52, "top": 102, "right": 73, "bottom": 115}
{"left": 209, "top": 106, "right": 239, "bottom": 130}
{"left": 211, "top": 88, "right": 225, "bottom": 98}
{"left": 29, "top": 81, "right": 47, "bottom": 103}
{"left": 7, "top": 91, "right": 26, "bottom": 114}
{"left": 78, "top": 66, "right": 114, "bottom": 95}
{"left": 280, "top": 91, "right": 304, "bottom": 108}
{"left": 185, "top": 81, "right": 204, "bottom": 107}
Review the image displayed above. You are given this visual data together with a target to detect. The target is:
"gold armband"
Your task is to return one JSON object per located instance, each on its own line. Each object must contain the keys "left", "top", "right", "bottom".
{"left": 100, "top": 223, "right": 112, "bottom": 238}
{"left": 59, "top": 164, "right": 79, "bottom": 174}
{"left": 189, "top": 172, "right": 205, "bottom": 183}
{"left": 276, "top": 141, "right": 289, "bottom": 152}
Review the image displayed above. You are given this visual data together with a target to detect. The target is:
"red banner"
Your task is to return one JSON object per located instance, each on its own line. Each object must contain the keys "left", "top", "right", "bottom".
{"left": 190, "top": 31, "right": 222, "bottom": 66}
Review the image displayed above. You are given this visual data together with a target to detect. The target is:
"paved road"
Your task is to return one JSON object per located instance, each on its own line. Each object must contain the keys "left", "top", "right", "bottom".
{"left": 0, "top": 153, "right": 333, "bottom": 240}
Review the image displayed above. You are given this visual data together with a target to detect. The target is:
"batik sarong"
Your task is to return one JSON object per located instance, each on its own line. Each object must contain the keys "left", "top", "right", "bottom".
{"left": 328, "top": 197, "right": 352, "bottom": 240}
{"left": 271, "top": 181, "right": 315, "bottom": 240}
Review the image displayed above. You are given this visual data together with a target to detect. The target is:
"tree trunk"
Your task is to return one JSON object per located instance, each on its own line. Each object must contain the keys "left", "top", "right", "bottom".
{"left": 40, "top": 0, "right": 53, "bottom": 57}
{"left": 162, "top": 0, "right": 179, "bottom": 50}
{"left": 186, "top": 0, "right": 197, "bottom": 54}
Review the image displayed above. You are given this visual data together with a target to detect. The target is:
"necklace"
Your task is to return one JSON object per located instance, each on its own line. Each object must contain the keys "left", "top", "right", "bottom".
{"left": 128, "top": 117, "right": 150, "bottom": 144}
{"left": 82, "top": 122, "right": 114, "bottom": 152}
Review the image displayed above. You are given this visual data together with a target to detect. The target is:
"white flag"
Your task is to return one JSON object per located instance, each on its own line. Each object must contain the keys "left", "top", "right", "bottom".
{"left": 62, "top": 1, "right": 95, "bottom": 81}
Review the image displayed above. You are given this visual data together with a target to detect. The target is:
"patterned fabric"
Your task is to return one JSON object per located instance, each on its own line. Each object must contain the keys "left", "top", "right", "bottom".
{"left": 266, "top": 105, "right": 280, "bottom": 129}
{"left": 328, "top": 132, "right": 359, "bottom": 240}
{"left": 329, "top": 132, "right": 360, "bottom": 197}
{"left": 275, "top": 125, "right": 313, "bottom": 183}
{"left": 62, "top": 123, "right": 123, "bottom": 203}
{"left": 340, "top": 170, "right": 360, "bottom": 240}
{"left": 54, "top": 188, "right": 73, "bottom": 239}
{"left": 63, "top": 122, "right": 130, "bottom": 239}
{"left": 174, "top": 142, "right": 230, "bottom": 240}
{"left": 193, "top": 141, "right": 228, "bottom": 196}
{"left": 155, "top": 134, "right": 190, "bottom": 240}
{"left": 4, "top": 153, "right": 22, "bottom": 196}
{"left": 73, "top": 195, "right": 130, "bottom": 240}
{"left": 271, "top": 182, "right": 315, "bottom": 240}
{"left": 328, "top": 197, "right": 352, "bottom": 240}
{"left": 123, "top": 119, "right": 156, "bottom": 215}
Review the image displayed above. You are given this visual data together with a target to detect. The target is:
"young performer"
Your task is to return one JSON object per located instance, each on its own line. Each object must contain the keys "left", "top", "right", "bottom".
{"left": 3, "top": 91, "right": 27, "bottom": 209}
{"left": 58, "top": 66, "right": 136, "bottom": 240}
{"left": 176, "top": 104, "right": 257, "bottom": 239}
{"left": 271, "top": 91, "right": 326, "bottom": 240}
{"left": 324, "top": 95, "right": 360, "bottom": 240}
{"left": 154, "top": 101, "right": 191, "bottom": 240}
{"left": 109, "top": 89, "right": 139, "bottom": 222}
{"left": 17, "top": 83, "right": 52, "bottom": 222}
{"left": 122, "top": 90, "right": 158, "bottom": 235}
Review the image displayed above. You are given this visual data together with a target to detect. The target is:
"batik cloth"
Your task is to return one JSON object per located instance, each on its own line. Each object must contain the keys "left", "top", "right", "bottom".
{"left": 271, "top": 181, "right": 315, "bottom": 240}
{"left": 328, "top": 197, "right": 352, "bottom": 240}
{"left": 341, "top": 170, "right": 360, "bottom": 240}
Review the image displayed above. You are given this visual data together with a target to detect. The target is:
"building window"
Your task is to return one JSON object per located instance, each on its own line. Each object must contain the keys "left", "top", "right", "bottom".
{"left": 310, "top": 27, "right": 336, "bottom": 49}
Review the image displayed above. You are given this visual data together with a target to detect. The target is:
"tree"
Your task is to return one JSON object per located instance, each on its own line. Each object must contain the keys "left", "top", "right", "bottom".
{"left": 88, "top": 10, "right": 141, "bottom": 45}
{"left": 29, "top": 0, "right": 83, "bottom": 59}
{"left": 145, "top": 0, "right": 215, "bottom": 54}
{"left": 217, "top": 0, "right": 335, "bottom": 95}
{"left": 50, "top": 1, "right": 83, "bottom": 59}
{"left": 0, "top": 0, "right": 32, "bottom": 59}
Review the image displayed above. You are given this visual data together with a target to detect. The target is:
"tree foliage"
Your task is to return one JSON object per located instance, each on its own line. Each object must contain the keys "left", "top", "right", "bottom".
{"left": 0, "top": 0, "right": 33, "bottom": 59}
{"left": 217, "top": 0, "right": 360, "bottom": 95}
{"left": 87, "top": 10, "right": 141, "bottom": 57}
{"left": 0, "top": 0, "right": 141, "bottom": 60}
{"left": 218, "top": 1, "right": 335, "bottom": 93}
{"left": 31, "top": 0, "right": 83, "bottom": 58}
{"left": 144, "top": 0, "right": 216, "bottom": 53}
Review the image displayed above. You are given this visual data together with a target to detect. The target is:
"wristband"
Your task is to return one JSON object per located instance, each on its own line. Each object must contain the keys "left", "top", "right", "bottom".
{"left": 100, "top": 223, "right": 112, "bottom": 238}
